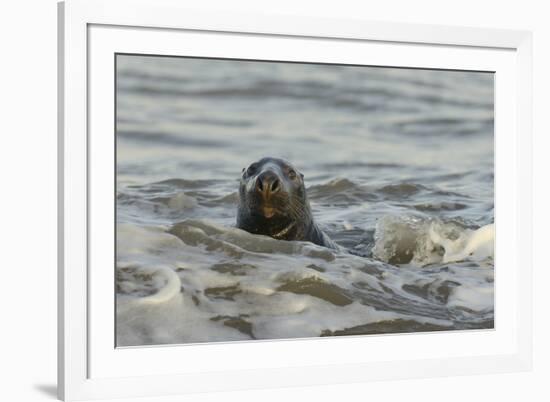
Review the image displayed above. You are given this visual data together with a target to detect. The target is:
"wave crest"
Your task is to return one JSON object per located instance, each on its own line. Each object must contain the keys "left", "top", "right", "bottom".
{"left": 372, "top": 215, "right": 494, "bottom": 266}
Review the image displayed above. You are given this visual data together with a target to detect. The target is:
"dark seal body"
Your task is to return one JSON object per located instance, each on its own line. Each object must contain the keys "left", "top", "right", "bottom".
{"left": 236, "top": 157, "right": 337, "bottom": 249}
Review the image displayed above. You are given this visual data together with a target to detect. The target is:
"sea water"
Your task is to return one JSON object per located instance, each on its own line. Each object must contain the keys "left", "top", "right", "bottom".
{"left": 115, "top": 56, "right": 494, "bottom": 346}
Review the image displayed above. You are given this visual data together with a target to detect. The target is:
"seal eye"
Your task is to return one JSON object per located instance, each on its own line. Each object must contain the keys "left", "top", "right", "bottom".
{"left": 288, "top": 170, "right": 297, "bottom": 180}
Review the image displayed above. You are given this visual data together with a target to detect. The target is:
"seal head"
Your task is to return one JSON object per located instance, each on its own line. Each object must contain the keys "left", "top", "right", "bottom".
{"left": 236, "top": 157, "right": 336, "bottom": 248}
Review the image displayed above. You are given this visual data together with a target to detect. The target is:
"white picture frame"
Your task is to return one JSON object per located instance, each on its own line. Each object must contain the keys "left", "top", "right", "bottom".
{"left": 58, "top": 0, "right": 533, "bottom": 400}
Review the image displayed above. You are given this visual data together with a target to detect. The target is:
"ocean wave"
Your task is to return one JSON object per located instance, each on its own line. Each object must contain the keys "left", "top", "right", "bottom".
{"left": 372, "top": 215, "right": 494, "bottom": 266}
{"left": 118, "top": 129, "right": 232, "bottom": 148}
{"left": 116, "top": 217, "right": 493, "bottom": 346}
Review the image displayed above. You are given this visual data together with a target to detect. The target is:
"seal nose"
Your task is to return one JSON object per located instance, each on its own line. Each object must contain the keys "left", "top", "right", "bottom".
{"left": 256, "top": 171, "right": 280, "bottom": 197}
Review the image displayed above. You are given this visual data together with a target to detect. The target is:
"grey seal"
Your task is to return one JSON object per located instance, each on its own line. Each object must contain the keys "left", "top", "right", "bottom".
{"left": 236, "top": 157, "right": 337, "bottom": 249}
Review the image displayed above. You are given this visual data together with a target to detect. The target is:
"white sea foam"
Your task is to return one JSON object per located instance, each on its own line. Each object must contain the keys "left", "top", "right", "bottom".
{"left": 435, "top": 223, "right": 494, "bottom": 264}
{"left": 116, "top": 218, "right": 493, "bottom": 346}
{"left": 373, "top": 215, "right": 494, "bottom": 267}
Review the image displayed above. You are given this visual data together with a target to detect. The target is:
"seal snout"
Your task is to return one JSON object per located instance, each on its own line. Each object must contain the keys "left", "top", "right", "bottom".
{"left": 254, "top": 170, "right": 282, "bottom": 219}
{"left": 255, "top": 170, "right": 281, "bottom": 197}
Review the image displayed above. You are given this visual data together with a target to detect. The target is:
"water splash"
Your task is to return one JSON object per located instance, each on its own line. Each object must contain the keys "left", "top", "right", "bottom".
{"left": 372, "top": 215, "right": 494, "bottom": 266}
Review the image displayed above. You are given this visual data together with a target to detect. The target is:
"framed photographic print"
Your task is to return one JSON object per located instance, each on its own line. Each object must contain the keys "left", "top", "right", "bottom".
{"left": 58, "top": 0, "right": 533, "bottom": 400}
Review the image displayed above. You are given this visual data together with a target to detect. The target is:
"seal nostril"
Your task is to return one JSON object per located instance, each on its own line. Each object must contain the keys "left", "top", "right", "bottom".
{"left": 256, "top": 177, "right": 264, "bottom": 192}
{"left": 271, "top": 178, "right": 280, "bottom": 193}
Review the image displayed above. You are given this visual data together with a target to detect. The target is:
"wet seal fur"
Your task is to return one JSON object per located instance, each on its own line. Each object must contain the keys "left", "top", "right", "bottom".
{"left": 237, "top": 157, "right": 337, "bottom": 249}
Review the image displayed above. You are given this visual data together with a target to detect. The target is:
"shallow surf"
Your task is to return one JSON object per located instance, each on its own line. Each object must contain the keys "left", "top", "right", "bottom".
{"left": 115, "top": 55, "right": 494, "bottom": 346}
